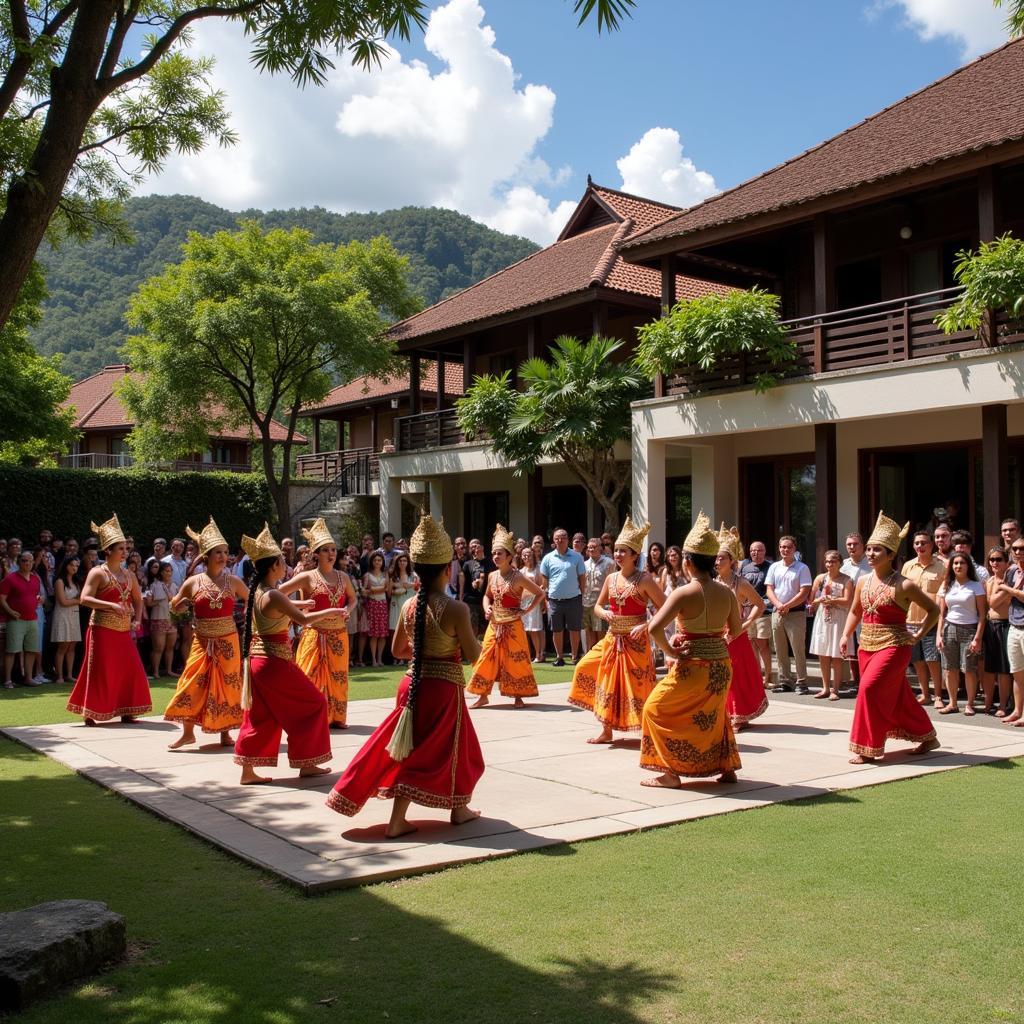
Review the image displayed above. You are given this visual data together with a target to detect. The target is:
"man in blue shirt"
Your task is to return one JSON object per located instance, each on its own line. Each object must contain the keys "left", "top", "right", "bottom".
{"left": 540, "top": 528, "right": 586, "bottom": 667}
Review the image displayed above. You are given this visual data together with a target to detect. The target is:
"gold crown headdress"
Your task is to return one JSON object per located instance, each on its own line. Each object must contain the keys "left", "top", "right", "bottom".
{"left": 716, "top": 522, "right": 744, "bottom": 563}
{"left": 90, "top": 513, "right": 126, "bottom": 551}
{"left": 491, "top": 523, "right": 516, "bottom": 556}
{"left": 682, "top": 510, "right": 720, "bottom": 556}
{"left": 615, "top": 515, "right": 651, "bottom": 554}
{"left": 185, "top": 516, "right": 229, "bottom": 557}
{"left": 240, "top": 522, "right": 282, "bottom": 562}
{"left": 300, "top": 517, "right": 336, "bottom": 553}
{"left": 409, "top": 514, "right": 453, "bottom": 565}
{"left": 866, "top": 510, "right": 910, "bottom": 554}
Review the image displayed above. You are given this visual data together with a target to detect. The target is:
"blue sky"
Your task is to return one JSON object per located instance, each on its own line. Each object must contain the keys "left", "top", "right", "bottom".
{"left": 144, "top": 0, "right": 1013, "bottom": 242}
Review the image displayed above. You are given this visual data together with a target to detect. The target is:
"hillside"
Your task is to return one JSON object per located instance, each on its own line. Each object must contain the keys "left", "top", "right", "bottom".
{"left": 32, "top": 195, "right": 539, "bottom": 379}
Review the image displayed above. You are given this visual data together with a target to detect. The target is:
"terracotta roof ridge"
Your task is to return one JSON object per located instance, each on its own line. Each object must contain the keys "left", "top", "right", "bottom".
{"left": 623, "top": 35, "right": 1024, "bottom": 249}
{"left": 390, "top": 223, "right": 619, "bottom": 331}
{"left": 589, "top": 182, "right": 683, "bottom": 212}
{"left": 590, "top": 217, "right": 635, "bottom": 287}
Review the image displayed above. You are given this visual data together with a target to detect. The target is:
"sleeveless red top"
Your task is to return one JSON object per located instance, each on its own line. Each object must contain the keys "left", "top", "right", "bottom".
{"left": 193, "top": 575, "right": 234, "bottom": 620}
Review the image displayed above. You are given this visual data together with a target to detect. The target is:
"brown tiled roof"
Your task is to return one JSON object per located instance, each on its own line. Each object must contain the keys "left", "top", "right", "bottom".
{"left": 65, "top": 365, "right": 302, "bottom": 443}
{"left": 302, "top": 362, "right": 463, "bottom": 414}
{"left": 389, "top": 184, "right": 723, "bottom": 343}
{"left": 624, "top": 37, "right": 1024, "bottom": 253}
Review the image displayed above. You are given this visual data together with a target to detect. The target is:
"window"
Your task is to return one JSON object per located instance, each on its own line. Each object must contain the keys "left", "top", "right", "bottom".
{"left": 835, "top": 258, "right": 882, "bottom": 309}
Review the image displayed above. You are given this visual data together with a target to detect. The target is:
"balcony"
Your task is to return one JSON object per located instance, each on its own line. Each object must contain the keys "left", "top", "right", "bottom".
{"left": 295, "top": 446, "right": 380, "bottom": 483}
{"left": 395, "top": 408, "right": 472, "bottom": 452}
{"left": 665, "top": 287, "right": 1024, "bottom": 396}
{"left": 59, "top": 453, "right": 255, "bottom": 473}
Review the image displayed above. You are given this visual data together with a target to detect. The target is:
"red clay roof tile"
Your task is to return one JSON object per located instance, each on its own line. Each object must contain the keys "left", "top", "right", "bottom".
{"left": 302, "top": 362, "right": 463, "bottom": 414}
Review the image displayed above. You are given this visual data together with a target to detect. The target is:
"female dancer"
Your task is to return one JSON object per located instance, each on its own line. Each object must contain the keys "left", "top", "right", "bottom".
{"left": 389, "top": 552, "right": 418, "bottom": 664}
{"left": 327, "top": 515, "right": 485, "bottom": 837}
{"left": 519, "top": 545, "right": 546, "bottom": 663}
{"left": 640, "top": 511, "right": 742, "bottom": 787}
{"left": 286, "top": 518, "right": 357, "bottom": 729}
{"left": 163, "top": 517, "right": 248, "bottom": 749}
{"left": 361, "top": 552, "right": 390, "bottom": 667}
{"left": 808, "top": 549, "right": 853, "bottom": 701}
{"left": 233, "top": 524, "right": 336, "bottom": 785}
{"left": 66, "top": 514, "right": 152, "bottom": 725}
{"left": 714, "top": 525, "right": 768, "bottom": 729}
{"left": 468, "top": 524, "right": 544, "bottom": 708}
{"left": 841, "top": 511, "right": 941, "bottom": 763}
{"left": 568, "top": 517, "right": 664, "bottom": 743}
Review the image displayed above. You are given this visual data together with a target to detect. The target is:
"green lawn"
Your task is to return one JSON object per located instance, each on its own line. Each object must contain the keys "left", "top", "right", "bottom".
{"left": 0, "top": 662, "right": 575, "bottom": 729}
{"left": 3, "top": 666, "right": 1022, "bottom": 1023}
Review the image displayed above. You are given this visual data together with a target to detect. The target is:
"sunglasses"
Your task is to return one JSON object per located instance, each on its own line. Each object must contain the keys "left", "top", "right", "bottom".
{"left": 1013, "top": 546, "right": 1024, "bottom": 553}
{"left": 989, "top": 556, "right": 1006, "bottom": 563}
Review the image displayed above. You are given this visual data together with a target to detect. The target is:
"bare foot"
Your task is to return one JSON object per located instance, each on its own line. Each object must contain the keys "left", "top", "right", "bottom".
{"left": 298, "top": 765, "right": 331, "bottom": 778}
{"left": 717, "top": 770, "right": 738, "bottom": 784}
{"left": 916, "top": 694, "right": 929, "bottom": 704}
{"left": 167, "top": 732, "right": 196, "bottom": 750}
{"left": 1003, "top": 713, "right": 1021, "bottom": 724}
{"left": 219, "top": 731, "right": 234, "bottom": 746}
{"left": 933, "top": 699, "right": 945, "bottom": 709}
{"left": 813, "top": 689, "right": 829, "bottom": 699}
{"left": 849, "top": 754, "right": 880, "bottom": 764}
{"left": 910, "top": 737, "right": 941, "bottom": 755}
{"left": 385, "top": 821, "right": 418, "bottom": 838}
{"left": 641, "top": 773, "right": 681, "bottom": 789}
{"left": 451, "top": 806, "right": 481, "bottom": 825}
{"left": 240, "top": 766, "right": 272, "bottom": 785}
{"left": 829, "top": 692, "right": 840, "bottom": 701}
{"left": 513, "top": 697, "right": 526, "bottom": 708}
{"left": 1014, "top": 719, "right": 1024, "bottom": 728}
{"left": 587, "top": 727, "right": 614, "bottom": 745}
{"left": 469, "top": 695, "right": 490, "bottom": 709}
{"left": 963, "top": 706, "right": 976, "bottom": 717}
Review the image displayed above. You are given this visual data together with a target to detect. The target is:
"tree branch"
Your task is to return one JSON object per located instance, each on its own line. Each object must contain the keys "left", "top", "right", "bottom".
{"left": 0, "top": 0, "right": 34, "bottom": 120}
{"left": 98, "top": 0, "right": 142, "bottom": 80}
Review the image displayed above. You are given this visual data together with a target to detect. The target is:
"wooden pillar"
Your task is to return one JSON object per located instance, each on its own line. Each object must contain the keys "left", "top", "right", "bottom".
{"left": 982, "top": 403, "right": 1008, "bottom": 554}
{"left": 814, "top": 422, "right": 837, "bottom": 574}
{"left": 436, "top": 354, "right": 445, "bottom": 411}
{"left": 409, "top": 352, "right": 421, "bottom": 415}
{"left": 591, "top": 301, "right": 607, "bottom": 338}
{"left": 656, "top": 255, "right": 676, "bottom": 399}
{"left": 978, "top": 168, "right": 999, "bottom": 346}
{"left": 313, "top": 416, "right": 321, "bottom": 454}
{"left": 462, "top": 336, "right": 473, "bottom": 394}
{"left": 813, "top": 214, "right": 830, "bottom": 316}
{"left": 526, "top": 317, "right": 538, "bottom": 361}
{"left": 337, "top": 416, "right": 345, "bottom": 451}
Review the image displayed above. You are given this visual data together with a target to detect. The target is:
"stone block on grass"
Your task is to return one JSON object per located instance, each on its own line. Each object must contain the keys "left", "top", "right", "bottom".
{"left": 0, "top": 900, "right": 126, "bottom": 1011}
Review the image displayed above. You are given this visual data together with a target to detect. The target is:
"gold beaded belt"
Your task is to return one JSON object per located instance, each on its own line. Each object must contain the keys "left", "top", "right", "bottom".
{"left": 314, "top": 614, "right": 348, "bottom": 631}
{"left": 680, "top": 636, "right": 729, "bottom": 660}
{"left": 250, "top": 636, "right": 293, "bottom": 661}
{"left": 609, "top": 614, "right": 645, "bottom": 636}
{"left": 194, "top": 616, "right": 238, "bottom": 639}
{"left": 859, "top": 622, "right": 914, "bottom": 651}
{"left": 422, "top": 659, "right": 466, "bottom": 686}
{"left": 91, "top": 610, "right": 129, "bottom": 632}
{"left": 492, "top": 608, "right": 522, "bottom": 624}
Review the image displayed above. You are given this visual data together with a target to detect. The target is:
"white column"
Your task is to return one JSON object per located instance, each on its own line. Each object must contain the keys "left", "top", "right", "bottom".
{"left": 428, "top": 478, "right": 445, "bottom": 521}
{"left": 633, "top": 437, "right": 666, "bottom": 556}
{"left": 690, "top": 444, "right": 717, "bottom": 522}
{"left": 379, "top": 462, "right": 403, "bottom": 538}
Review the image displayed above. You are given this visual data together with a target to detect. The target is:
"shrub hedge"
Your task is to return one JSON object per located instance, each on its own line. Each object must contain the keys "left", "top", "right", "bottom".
{"left": 0, "top": 467, "right": 273, "bottom": 548}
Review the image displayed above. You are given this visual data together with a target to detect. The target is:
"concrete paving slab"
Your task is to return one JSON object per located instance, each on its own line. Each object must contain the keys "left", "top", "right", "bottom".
{"left": 4, "top": 682, "right": 1022, "bottom": 892}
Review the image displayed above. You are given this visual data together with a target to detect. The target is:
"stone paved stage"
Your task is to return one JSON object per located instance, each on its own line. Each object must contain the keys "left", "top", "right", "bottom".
{"left": 6, "top": 683, "right": 1023, "bottom": 893}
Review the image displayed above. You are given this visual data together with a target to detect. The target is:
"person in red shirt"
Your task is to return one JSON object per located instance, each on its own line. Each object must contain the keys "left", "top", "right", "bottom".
{"left": 0, "top": 551, "right": 43, "bottom": 687}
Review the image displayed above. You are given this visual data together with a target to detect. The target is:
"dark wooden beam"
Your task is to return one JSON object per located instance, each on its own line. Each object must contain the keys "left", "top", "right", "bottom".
{"left": 436, "top": 353, "right": 445, "bottom": 410}
{"left": 462, "top": 336, "right": 473, "bottom": 394}
{"left": 982, "top": 403, "right": 1008, "bottom": 555}
{"left": 338, "top": 416, "right": 346, "bottom": 451}
{"left": 813, "top": 213, "right": 829, "bottom": 316}
{"left": 591, "top": 301, "right": 607, "bottom": 338}
{"left": 978, "top": 166, "right": 997, "bottom": 242}
{"left": 526, "top": 317, "right": 538, "bottom": 360}
{"left": 313, "top": 416, "right": 321, "bottom": 454}
{"left": 409, "top": 353, "right": 421, "bottom": 415}
{"left": 655, "top": 256, "right": 676, "bottom": 399}
{"left": 814, "top": 422, "right": 837, "bottom": 573}
{"left": 370, "top": 408, "right": 378, "bottom": 453}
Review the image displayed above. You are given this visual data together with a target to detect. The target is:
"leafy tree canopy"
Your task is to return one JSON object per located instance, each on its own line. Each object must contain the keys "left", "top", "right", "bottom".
{"left": 936, "top": 232, "right": 1024, "bottom": 335}
{"left": 456, "top": 335, "right": 645, "bottom": 532}
{"left": 120, "top": 220, "right": 420, "bottom": 529}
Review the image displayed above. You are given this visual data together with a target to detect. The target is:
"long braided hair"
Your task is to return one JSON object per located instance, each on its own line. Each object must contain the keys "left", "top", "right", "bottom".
{"left": 404, "top": 561, "right": 450, "bottom": 718}
{"left": 241, "top": 555, "right": 281, "bottom": 663}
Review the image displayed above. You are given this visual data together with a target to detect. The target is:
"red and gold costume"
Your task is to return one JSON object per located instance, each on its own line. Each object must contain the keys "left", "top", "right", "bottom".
{"left": 295, "top": 570, "right": 350, "bottom": 727}
{"left": 568, "top": 571, "right": 656, "bottom": 731}
{"left": 163, "top": 573, "right": 243, "bottom": 733}
{"left": 467, "top": 567, "right": 538, "bottom": 699}
{"left": 66, "top": 565, "right": 152, "bottom": 721}
{"left": 849, "top": 576, "right": 937, "bottom": 758}
{"left": 233, "top": 588, "right": 331, "bottom": 770}
{"left": 725, "top": 629, "right": 768, "bottom": 727}
{"left": 327, "top": 594, "right": 484, "bottom": 815}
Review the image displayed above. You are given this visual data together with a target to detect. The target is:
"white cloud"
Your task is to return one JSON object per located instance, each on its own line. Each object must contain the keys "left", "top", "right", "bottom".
{"left": 878, "top": 0, "right": 1008, "bottom": 59}
{"left": 143, "top": 0, "right": 718, "bottom": 245}
{"left": 616, "top": 127, "right": 718, "bottom": 209}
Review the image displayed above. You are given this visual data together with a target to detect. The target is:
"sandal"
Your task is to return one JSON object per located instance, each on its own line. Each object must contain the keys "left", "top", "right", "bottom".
{"left": 939, "top": 705, "right": 960, "bottom": 714}
{"left": 829, "top": 692, "right": 840, "bottom": 701}
{"left": 2, "top": 681, "right": 13, "bottom": 690}
{"left": 963, "top": 706, "right": 976, "bottom": 717}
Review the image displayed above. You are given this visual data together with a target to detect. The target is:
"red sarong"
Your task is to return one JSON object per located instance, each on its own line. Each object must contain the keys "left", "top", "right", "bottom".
{"left": 66, "top": 623, "right": 152, "bottom": 722}
{"left": 726, "top": 631, "right": 768, "bottom": 726}
{"left": 233, "top": 651, "right": 331, "bottom": 769}
{"left": 849, "top": 645, "right": 937, "bottom": 758}
{"left": 327, "top": 667, "right": 484, "bottom": 815}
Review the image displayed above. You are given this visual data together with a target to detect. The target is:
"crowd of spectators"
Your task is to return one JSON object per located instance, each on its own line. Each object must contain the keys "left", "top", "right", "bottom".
{"left": 3, "top": 516, "right": 1022, "bottom": 720}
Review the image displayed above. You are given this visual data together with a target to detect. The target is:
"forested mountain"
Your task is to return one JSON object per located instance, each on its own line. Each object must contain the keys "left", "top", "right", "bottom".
{"left": 32, "top": 195, "right": 539, "bottom": 379}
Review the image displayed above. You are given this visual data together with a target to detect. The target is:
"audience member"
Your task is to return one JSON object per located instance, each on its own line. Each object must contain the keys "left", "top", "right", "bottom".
{"left": 582, "top": 537, "right": 614, "bottom": 653}
{"left": 739, "top": 541, "right": 773, "bottom": 688}
{"left": 937, "top": 553, "right": 986, "bottom": 714}
{"left": 766, "top": 536, "right": 812, "bottom": 694}
{"left": 540, "top": 528, "right": 586, "bottom": 667}
{"left": 902, "top": 531, "right": 946, "bottom": 706}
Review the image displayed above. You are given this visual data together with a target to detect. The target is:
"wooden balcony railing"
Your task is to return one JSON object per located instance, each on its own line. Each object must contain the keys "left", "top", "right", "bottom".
{"left": 295, "top": 446, "right": 379, "bottom": 482}
{"left": 59, "top": 453, "right": 255, "bottom": 473}
{"left": 395, "top": 408, "right": 471, "bottom": 452}
{"left": 665, "top": 287, "right": 1024, "bottom": 397}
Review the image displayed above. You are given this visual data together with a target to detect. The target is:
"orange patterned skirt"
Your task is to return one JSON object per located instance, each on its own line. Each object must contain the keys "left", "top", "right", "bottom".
{"left": 295, "top": 625, "right": 349, "bottom": 727}
{"left": 640, "top": 655, "right": 741, "bottom": 778}
{"left": 568, "top": 628, "right": 656, "bottom": 731}
{"left": 467, "top": 617, "right": 538, "bottom": 698}
{"left": 163, "top": 624, "right": 244, "bottom": 733}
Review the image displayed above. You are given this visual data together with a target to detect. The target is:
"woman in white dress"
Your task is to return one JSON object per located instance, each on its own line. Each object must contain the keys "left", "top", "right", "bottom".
{"left": 388, "top": 552, "right": 418, "bottom": 665}
{"left": 51, "top": 555, "right": 83, "bottom": 683}
{"left": 809, "top": 549, "right": 853, "bottom": 700}
{"left": 519, "top": 545, "right": 546, "bottom": 663}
